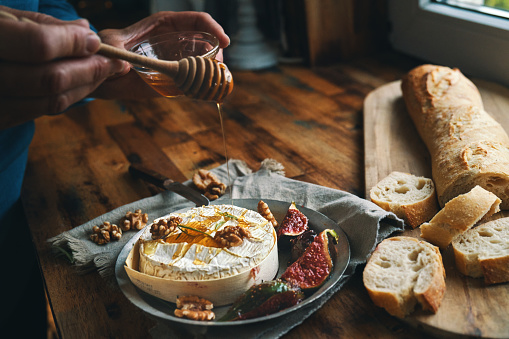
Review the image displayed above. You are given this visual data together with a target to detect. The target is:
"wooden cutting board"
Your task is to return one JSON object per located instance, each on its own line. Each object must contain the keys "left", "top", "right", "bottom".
{"left": 363, "top": 79, "right": 509, "bottom": 338}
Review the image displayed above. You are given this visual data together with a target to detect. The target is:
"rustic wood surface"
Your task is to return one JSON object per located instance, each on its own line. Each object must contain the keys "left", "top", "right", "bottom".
{"left": 21, "top": 51, "right": 456, "bottom": 339}
{"left": 364, "top": 80, "right": 509, "bottom": 338}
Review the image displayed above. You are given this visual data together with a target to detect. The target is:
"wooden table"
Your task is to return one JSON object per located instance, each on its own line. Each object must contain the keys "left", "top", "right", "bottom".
{"left": 22, "top": 51, "right": 434, "bottom": 338}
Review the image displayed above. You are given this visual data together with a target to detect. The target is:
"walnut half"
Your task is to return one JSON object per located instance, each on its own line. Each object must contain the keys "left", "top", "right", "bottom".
{"left": 258, "top": 200, "right": 278, "bottom": 228}
{"left": 120, "top": 209, "right": 149, "bottom": 231}
{"left": 214, "top": 225, "right": 251, "bottom": 248}
{"left": 174, "top": 295, "right": 215, "bottom": 321}
{"left": 192, "top": 169, "right": 227, "bottom": 200}
{"left": 90, "top": 221, "right": 122, "bottom": 245}
{"left": 150, "top": 216, "right": 182, "bottom": 239}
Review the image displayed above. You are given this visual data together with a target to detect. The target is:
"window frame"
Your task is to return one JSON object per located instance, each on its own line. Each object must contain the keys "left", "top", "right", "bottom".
{"left": 389, "top": 0, "right": 509, "bottom": 87}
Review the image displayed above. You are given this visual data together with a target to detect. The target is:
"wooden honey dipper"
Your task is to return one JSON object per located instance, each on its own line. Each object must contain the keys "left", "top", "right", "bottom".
{"left": 0, "top": 10, "right": 234, "bottom": 103}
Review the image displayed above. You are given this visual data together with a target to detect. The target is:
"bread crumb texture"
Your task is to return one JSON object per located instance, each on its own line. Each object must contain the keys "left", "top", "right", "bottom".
{"left": 420, "top": 185, "right": 501, "bottom": 248}
{"left": 363, "top": 236, "right": 445, "bottom": 318}
{"left": 370, "top": 172, "right": 438, "bottom": 228}
{"left": 452, "top": 217, "right": 509, "bottom": 284}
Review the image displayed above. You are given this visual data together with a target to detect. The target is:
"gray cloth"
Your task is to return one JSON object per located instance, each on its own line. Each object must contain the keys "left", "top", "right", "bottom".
{"left": 49, "top": 159, "right": 404, "bottom": 339}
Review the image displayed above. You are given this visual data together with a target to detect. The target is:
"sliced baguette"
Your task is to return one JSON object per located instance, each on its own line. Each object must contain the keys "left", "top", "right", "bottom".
{"left": 363, "top": 236, "right": 446, "bottom": 318}
{"left": 452, "top": 218, "right": 509, "bottom": 284}
{"left": 370, "top": 171, "right": 439, "bottom": 228}
{"left": 420, "top": 185, "right": 501, "bottom": 248}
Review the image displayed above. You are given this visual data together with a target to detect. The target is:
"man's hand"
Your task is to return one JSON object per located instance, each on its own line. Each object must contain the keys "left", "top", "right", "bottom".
{"left": 0, "top": 6, "right": 127, "bottom": 129}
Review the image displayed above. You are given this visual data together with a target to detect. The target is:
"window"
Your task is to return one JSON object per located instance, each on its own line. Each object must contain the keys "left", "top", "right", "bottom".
{"left": 389, "top": 0, "right": 509, "bottom": 87}
{"left": 436, "top": 0, "right": 509, "bottom": 18}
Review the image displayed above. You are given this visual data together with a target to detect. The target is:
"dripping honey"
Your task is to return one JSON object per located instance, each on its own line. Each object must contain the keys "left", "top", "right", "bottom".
{"left": 217, "top": 103, "right": 233, "bottom": 205}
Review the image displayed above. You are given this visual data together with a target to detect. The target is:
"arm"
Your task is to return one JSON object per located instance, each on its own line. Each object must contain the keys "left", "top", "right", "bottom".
{"left": 0, "top": 6, "right": 229, "bottom": 130}
{"left": 0, "top": 5, "right": 125, "bottom": 129}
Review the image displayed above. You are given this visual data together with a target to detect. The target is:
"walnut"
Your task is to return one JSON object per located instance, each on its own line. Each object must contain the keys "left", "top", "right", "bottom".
{"left": 150, "top": 216, "right": 182, "bottom": 239}
{"left": 174, "top": 295, "right": 215, "bottom": 321}
{"left": 257, "top": 200, "right": 278, "bottom": 228}
{"left": 121, "top": 209, "right": 149, "bottom": 231}
{"left": 192, "top": 169, "right": 227, "bottom": 200}
{"left": 90, "top": 221, "right": 122, "bottom": 245}
{"left": 214, "top": 225, "right": 251, "bottom": 247}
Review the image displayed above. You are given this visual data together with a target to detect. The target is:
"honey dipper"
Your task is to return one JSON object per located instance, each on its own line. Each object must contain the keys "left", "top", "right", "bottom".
{"left": 0, "top": 10, "right": 234, "bottom": 102}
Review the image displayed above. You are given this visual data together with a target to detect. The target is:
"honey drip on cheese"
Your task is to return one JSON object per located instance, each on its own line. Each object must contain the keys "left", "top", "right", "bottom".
{"left": 142, "top": 210, "right": 257, "bottom": 258}
{"left": 143, "top": 240, "right": 160, "bottom": 255}
{"left": 163, "top": 218, "right": 220, "bottom": 247}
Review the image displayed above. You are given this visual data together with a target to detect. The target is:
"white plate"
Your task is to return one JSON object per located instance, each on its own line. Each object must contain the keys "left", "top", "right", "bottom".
{"left": 115, "top": 199, "right": 350, "bottom": 326}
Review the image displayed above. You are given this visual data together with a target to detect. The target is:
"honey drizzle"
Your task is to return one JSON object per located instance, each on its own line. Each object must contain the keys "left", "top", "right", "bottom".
{"left": 163, "top": 218, "right": 220, "bottom": 248}
{"left": 217, "top": 103, "right": 233, "bottom": 206}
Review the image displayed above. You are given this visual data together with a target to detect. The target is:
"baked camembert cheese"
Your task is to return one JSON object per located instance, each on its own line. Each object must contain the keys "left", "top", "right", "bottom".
{"left": 138, "top": 204, "right": 277, "bottom": 281}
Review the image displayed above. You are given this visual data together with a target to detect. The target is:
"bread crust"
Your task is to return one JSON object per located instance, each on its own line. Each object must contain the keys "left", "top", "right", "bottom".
{"left": 363, "top": 236, "right": 445, "bottom": 318}
{"left": 481, "top": 256, "right": 509, "bottom": 285}
{"left": 452, "top": 217, "right": 509, "bottom": 284}
{"left": 415, "top": 245, "right": 446, "bottom": 313}
{"left": 401, "top": 65, "right": 509, "bottom": 209}
{"left": 420, "top": 185, "right": 501, "bottom": 248}
{"left": 370, "top": 172, "right": 439, "bottom": 228}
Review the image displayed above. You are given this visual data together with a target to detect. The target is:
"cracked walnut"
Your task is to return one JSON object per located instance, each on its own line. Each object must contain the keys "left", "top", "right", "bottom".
{"left": 150, "top": 216, "right": 182, "bottom": 239}
{"left": 90, "top": 221, "right": 122, "bottom": 245}
{"left": 174, "top": 295, "right": 215, "bottom": 321}
{"left": 192, "top": 169, "right": 226, "bottom": 200}
{"left": 214, "top": 225, "right": 251, "bottom": 247}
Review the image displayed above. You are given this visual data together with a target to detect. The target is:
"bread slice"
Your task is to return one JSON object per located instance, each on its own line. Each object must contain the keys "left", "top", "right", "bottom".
{"left": 370, "top": 172, "right": 439, "bottom": 228}
{"left": 420, "top": 185, "right": 501, "bottom": 248}
{"left": 452, "top": 218, "right": 509, "bottom": 284}
{"left": 363, "top": 236, "right": 446, "bottom": 318}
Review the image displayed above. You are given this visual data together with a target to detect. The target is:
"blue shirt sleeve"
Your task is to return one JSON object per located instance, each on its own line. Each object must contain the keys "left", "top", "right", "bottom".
{"left": 38, "top": 0, "right": 80, "bottom": 21}
{"left": 39, "top": 0, "right": 97, "bottom": 32}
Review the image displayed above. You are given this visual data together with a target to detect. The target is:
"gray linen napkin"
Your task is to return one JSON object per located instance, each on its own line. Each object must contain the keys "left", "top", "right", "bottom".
{"left": 49, "top": 159, "right": 404, "bottom": 338}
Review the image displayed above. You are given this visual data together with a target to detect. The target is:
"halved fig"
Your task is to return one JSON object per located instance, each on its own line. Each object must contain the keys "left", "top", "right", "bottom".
{"left": 289, "top": 228, "right": 317, "bottom": 264}
{"left": 276, "top": 202, "right": 308, "bottom": 243}
{"left": 281, "top": 229, "right": 338, "bottom": 291}
{"left": 218, "top": 280, "right": 304, "bottom": 321}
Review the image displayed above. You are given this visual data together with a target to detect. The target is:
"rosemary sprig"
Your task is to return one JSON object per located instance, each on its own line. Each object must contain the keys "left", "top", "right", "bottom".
{"left": 177, "top": 224, "right": 214, "bottom": 238}
{"left": 214, "top": 220, "right": 227, "bottom": 230}
{"left": 54, "top": 245, "right": 75, "bottom": 264}
{"left": 218, "top": 211, "right": 238, "bottom": 220}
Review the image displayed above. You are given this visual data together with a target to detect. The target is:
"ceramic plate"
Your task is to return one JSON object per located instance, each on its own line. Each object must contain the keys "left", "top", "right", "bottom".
{"left": 115, "top": 199, "right": 350, "bottom": 326}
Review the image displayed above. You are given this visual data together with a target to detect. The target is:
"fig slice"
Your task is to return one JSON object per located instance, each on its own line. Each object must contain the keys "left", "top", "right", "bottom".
{"left": 281, "top": 229, "right": 338, "bottom": 291}
{"left": 289, "top": 229, "right": 317, "bottom": 264}
{"left": 276, "top": 202, "right": 309, "bottom": 242}
{"left": 218, "top": 280, "right": 304, "bottom": 321}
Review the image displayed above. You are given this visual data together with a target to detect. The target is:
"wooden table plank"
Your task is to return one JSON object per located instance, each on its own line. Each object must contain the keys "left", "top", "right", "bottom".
{"left": 22, "top": 52, "right": 437, "bottom": 338}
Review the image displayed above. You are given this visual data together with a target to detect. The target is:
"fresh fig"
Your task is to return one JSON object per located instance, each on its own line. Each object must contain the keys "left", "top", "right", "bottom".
{"left": 218, "top": 280, "right": 304, "bottom": 321}
{"left": 281, "top": 229, "right": 338, "bottom": 291}
{"left": 276, "top": 202, "right": 309, "bottom": 244}
{"left": 289, "top": 228, "right": 317, "bottom": 264}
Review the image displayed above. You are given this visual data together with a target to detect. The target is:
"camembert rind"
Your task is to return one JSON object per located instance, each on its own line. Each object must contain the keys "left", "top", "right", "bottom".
{"left": 124, "top": 234, "right": 278, "bottom": 306}
{"left": 124, "top": 204, "right": 279, "bottom": 305}
{"left": 138, "top": 205, "right": 276, "bottom": 281}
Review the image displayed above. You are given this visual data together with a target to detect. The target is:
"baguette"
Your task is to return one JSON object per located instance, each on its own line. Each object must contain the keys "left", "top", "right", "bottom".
{"left": 363, "top": 236, "right": 445, "bottom": 318}
{"left": 370, "top": 171, "right": 439, "bottom": 228}
{"left": 401, "top": 64, "right": 509, "bottom": 209}
{"left": 420, "top": 185, "right": 500, "bottom": 249}
{"left": 452, "top": 218, "right": 509, "bottom": 285}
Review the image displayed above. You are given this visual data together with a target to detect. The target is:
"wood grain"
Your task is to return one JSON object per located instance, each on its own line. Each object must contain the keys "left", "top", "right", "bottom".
{"left": 303, "top": 0, "right": 389, "bottom": 65}
{"left": 364, "top": 80, "right": 509, "bottom": 338}
{"left": 22, "top": 52, "right": 439, "bottom": 339}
